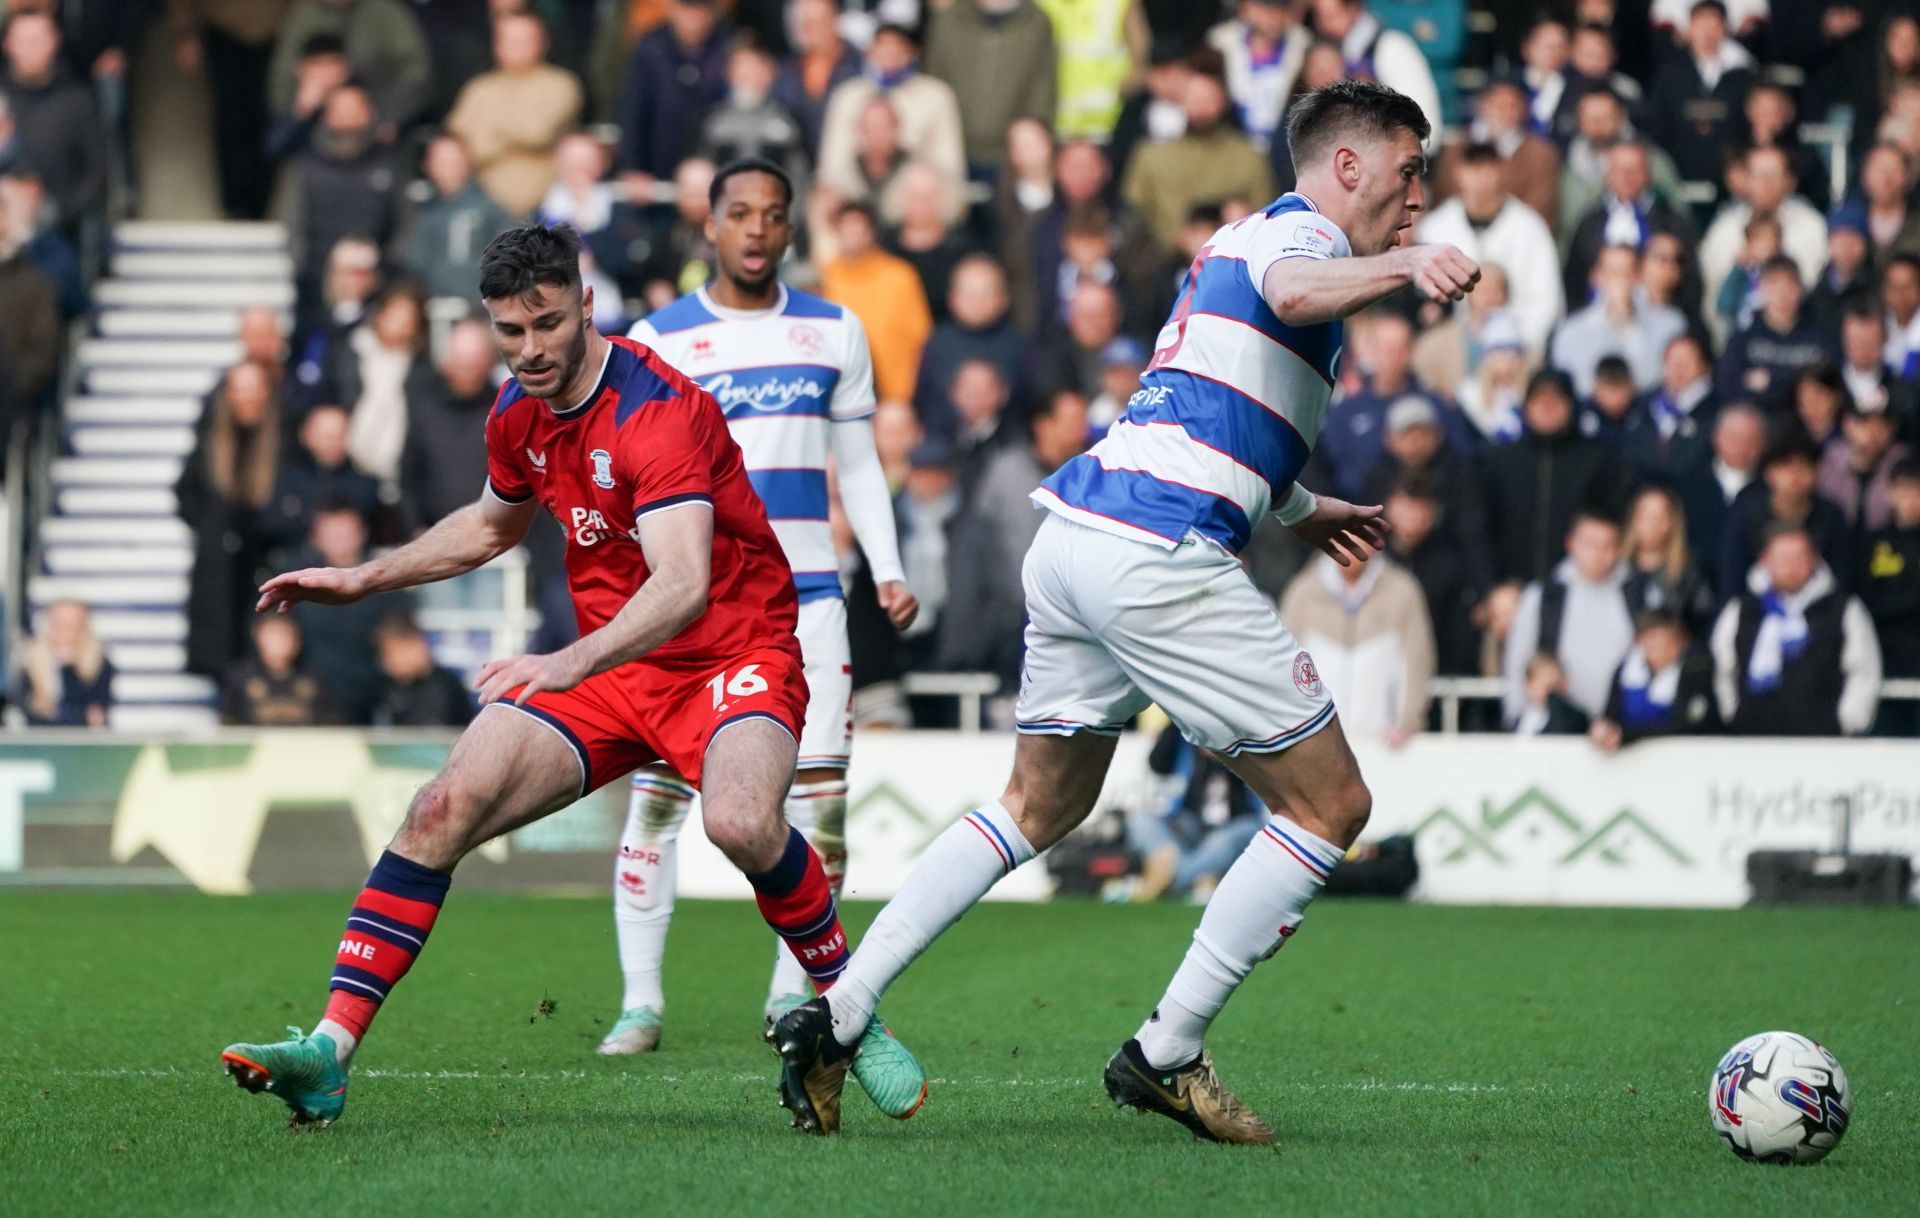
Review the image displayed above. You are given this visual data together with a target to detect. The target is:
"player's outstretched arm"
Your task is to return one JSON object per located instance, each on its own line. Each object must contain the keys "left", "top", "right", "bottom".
{"left": 475, "top": 502, "right": 714, "bottom": 705}
{"left": 256, "top": 492, "right": 535, "bottom": 614}
{"left": 1283, "top": 490, "right": 1392, "bottom": 568}
{"left": 830, "top": 415, "right": 918, "bottom": 630}
{"left": 1261, "top": 244, "right": 1480, "bottom": 327}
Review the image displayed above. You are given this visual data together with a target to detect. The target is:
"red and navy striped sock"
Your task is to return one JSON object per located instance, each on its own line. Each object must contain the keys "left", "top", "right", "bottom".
{"left": 321, "top": 851, "right": 452, "bottom": 1041}
{"left": 747, "top": 827, "right": 848, "bottom": 991}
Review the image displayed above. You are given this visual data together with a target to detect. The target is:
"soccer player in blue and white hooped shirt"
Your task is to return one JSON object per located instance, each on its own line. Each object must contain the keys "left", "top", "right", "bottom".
{"left": 604, "top": 160, "right": 924, "bottom": 1113}
{"left": 768, "top": 82, "right": 1481, "bottom": 1141}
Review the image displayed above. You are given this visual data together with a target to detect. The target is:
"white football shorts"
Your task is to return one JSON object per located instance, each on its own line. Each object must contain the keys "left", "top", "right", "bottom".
{"left": 795, "top": 595, "right": 853, "bottom": 770}
{"left": 1013, "top": 513, "right": 1336, "bottom": 755}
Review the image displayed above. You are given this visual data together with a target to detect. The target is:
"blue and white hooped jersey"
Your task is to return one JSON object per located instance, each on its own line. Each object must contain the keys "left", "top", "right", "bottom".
{"left": 629, "top": 284, "right": 876, "bottom": 603}
{"left": 1033, "top": 193, "right": 1348, "bottom": 553}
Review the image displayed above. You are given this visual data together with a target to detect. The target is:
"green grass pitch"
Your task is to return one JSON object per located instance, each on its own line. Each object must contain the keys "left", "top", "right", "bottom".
{"left": 2, "top": 892, "right": 1915, "bottom": 1216}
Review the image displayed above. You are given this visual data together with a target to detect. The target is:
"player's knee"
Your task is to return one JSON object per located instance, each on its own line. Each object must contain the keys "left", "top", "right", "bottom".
{"left": 398, "top": 778, "right": 485, "bottom": 860}
{"left": 1327, "top": 776, "right": 1372, "bottom": 847}
{"left": 701, "top": 796, "right": 781, "bottom": 869}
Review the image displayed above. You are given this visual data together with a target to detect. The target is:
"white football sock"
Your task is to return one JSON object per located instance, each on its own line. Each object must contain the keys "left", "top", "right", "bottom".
{"left": 313, "top": 1018, "right": 358, "bottom": 1067}
{"left": 612, "top": 773, "right": 695, "bottom": 1013}
{"left": 827, "top": 800, "right": 1033, "bottom": 1046}
{"left": 1135, "top": 815, "right": 1343, "bottom": 1070}
{"left": 768, "top": 778, "right": 849, "bottom": 1003}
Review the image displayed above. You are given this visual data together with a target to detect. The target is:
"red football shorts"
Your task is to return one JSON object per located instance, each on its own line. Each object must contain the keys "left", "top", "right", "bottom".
{"left": 498, "top": 643, "right": 807, "bottom": 793}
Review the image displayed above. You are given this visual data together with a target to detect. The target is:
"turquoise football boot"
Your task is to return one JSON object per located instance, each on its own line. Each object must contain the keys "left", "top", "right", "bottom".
{"left": 220, "top": 1027, "right": 348, "bottom": 1127}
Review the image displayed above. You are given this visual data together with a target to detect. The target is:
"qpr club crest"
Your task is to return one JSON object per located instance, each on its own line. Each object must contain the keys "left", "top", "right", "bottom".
{"left": 788, "top": 323, "right": 825, "bottom": 357}
{"left": 589, "top": 448, "right": 615, "bottom": 489}
{"left": 1293, "top": 651, "right": 1324, "bottom": 698}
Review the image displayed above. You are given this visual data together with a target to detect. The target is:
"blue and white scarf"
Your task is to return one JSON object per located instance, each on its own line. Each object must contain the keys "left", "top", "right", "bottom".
{"left": 1617, "top": 647, "right": 1681, "bottom": 727}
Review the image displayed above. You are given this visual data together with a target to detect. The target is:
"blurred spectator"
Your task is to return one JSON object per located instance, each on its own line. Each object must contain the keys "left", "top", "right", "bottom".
{"left": 1855, "top": 142, "right": 1920, "bottom": 268}
{"left": 403, "top": 135, "right": 515, "bottom": 300}
{"left": 1198, "top": 1, "right": 1299, "bottom": 150}
{"left": 445, "top": 10, "right": 583, "bottom": 216}
{"left": 291, "top": 235, "right": 379, "bottom": 395}
{"left": 1516, "top": 17, "right": 1569, "bottom": 139}
{"left": 818, "top": 200, "right": 931, "bottom": 404}
{"left": 1306, "top": 0, "right": 1442, "bottom": 142}
{"left": 283, "top": 81, "right": 406, "bottom": 305}
{"left": 269, "top": 0, "right": 430, "bottom": 132}
{"left": 1087, "top": 337, "right": 1145, "bottom": 437}
{"left": 0, "top": 90, "right": 16, "bottom": 176}
{"left": 771, "top": 0, "right": 860, "bottom": 152}
{"left": 1712, "top": 212, "right": 1781, "bottom": 338}
{"left": 992, "top": 118, "right": 1055, "bottom": 306}
{"left": 327, "top": 281, "right": 427, "bottom": 488}
{"left": 1281, "top": 552, "right": 1435, "bottom": 745}
{"left": 1363, "top": 395, "right": 1490, "bottom": 585}
{"left": 1126, "top": 723, "right": 1265, "bottom": 902}
{"left": 1836, "top": 297, "right": 1915, "bottom": 425}
{"left": 1621, "top": 332, "right": 1718, "bottom": 532}
{"left": 1383, "top": 476, "right": 1480, "bottom": 675}
{"left": 915, "top": 254, "right": 1032, "bottom": 441}
{"left": 1034, "top": 0, "right": 1140, "bottom": 143}
{"left": 1481, "top": 369, "right": 1632, "bottom": 585}
{"left": 290, "top": 501, "right": 413, "bottom": 723}
{"left": 1712, "top": 522, "right": 1882, "bottom": 736}
{"left": 1044, "top": 281, "right": 1123, "bottom": 402}
{"left": 537, "top": 133, "right": 647, "bottom": 285}
{"left": 1820, "top": 399, "right": 1913, "bottom": 535}
{"left": 939, "top": 388, "right": 1087, "bottom": 685}
{"left": 178, "top": 361, "right": 281, "bottom": 678}
{"left": 887, "top": 161, "right": 980, "bottom": 325}
{"left": 401, "top": 317, "right": 497, "bottom": 530}
{"left": 1433, "top": 79, "right": 1559, "bottom": 232}
{"left": 370, "top": 612, "right": 474, "bottom": 727}
{"left": 946, "top": 357, "right": 1018, "bottom": 490}
{"left": 1107, "top": 39, "right": 1190, "bottom": 188}
{"left": 1621, "top": 483, "right": 1716, "bottom": 635}
{"left": 817, "top": 24, "right": 966, "bottom": 217}
{"left": 1639, "top": 228, "right": 1703, "bottom": 327}
{"left": 1809, "top": 208, "right": 1874, "bottom": 330}
{"left": 1647, "top": 0, "right": 1754, "bottom": 192}
{"left": 873, "top": 398, "right": 918, "bottom": 491}
{"left": 168, "top": 0, "right": 289, "bottom": 219}
{"left": 1454, "top": 307, "right": 1528, "bottom": 444}
{"left": 220, "top": 614, "right": 337, "bottom": 727}
{"left": 616, "top": 0, "right": 729, "bottom": 182}
{"left": 1578, "top": 355, "right": 1638, "bottom": 452}
{"left": 0, "top": 188, "right": 57, "bottom": 433}
{"left": 1562, "top": 21, "right": 1643, "bottom": 118}
{"left": 895, "top": 437, "right": 960, "bottom": 666}
{"left": 1121, "top": 52, "right": 1273, "bottom": 249}
{"left": 263, "top": 403, "right": 383, "bottom": 554}
{"left": 814, "top": 94, "right": 914, "bottom": 231}
{"left": 1857, "top": 458, "right": 1920, "bottom": 731}
{"left": 0, "top": 11, "right": 103, "bottom": 227}
{"left": 632, "top": 156, "right": 717, "bottom": 308}
{"left": 1587, "top": 608, "right": 1719, "bottom": 750}
{"left": 924, "top": 0, "right": 1057, "bottom": 175}
{"left": 1563, "top": 141, "right": 1696, "bottom": 315}
{"left": 1791, "top": 361, "right": 1847, "bottom": 453}
{"left": 0, "top": 166, "right": 81, "bottom": 318}
{"left": 1321, "top": 311, "right": 1460, "bottom": 502}
{"left": 1550, "top": 244, "right": 1687, "bottom": 395}
{"left": 1715, "top": 256, "right": 1838, "bottom": 414}
{"left": 1417, "top": 141, "right": 1562, "bottom": 357}
{"left": 699, "top": 43, "right": 808, "bottom": 194}
{"left": 264, "top": 31, "right": 348, "bottom": 165}
{"left": 1742, "top": 80, "right": 1827, "bottom": 213}
{"left": 1558, "top": 88, "right": 1687, "bottom": 239}
{"left": 1699, "top": 146, "right": 1828, "bottom": 302}
{"left": 1502, "top": 509, "right": 1634, "bottom": 724}
{"left": 1882, "top": 253, "right": 1920, "bottom": 378}
{"left": 1693, "top": 401, "right": 1766, "bottom": 577}
{"left": 15, "top": 599, "right": 111, "bottom": 727}
{"left": 1025, "top": 138, "right": 1158, "bottom": 337}
{"left": 1512, "top": 652, "right": 1590, "bottom": 735}
{"left": 1720, "top": 432, "right": 1853, "bottom": 601}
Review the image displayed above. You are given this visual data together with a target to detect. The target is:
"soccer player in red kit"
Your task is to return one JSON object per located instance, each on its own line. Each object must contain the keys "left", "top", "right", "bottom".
{"left": 218, "top": 224, "right": 916, "bottom": 1133}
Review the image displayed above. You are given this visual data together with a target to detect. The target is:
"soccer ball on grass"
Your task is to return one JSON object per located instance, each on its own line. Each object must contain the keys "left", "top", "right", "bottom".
{"left": 1708, "top": 1030, "right": 1851, "bottom": 1164}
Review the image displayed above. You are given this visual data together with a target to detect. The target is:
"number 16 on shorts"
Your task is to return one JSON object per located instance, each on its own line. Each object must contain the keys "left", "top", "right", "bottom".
{"left": 707, "top": 664, "right": 769, "bottom": 709}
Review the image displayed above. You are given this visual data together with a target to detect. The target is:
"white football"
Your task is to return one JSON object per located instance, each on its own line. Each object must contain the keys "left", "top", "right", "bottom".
{"left": 1708, "top": 1031, "right": 1853, "bottom": 1164}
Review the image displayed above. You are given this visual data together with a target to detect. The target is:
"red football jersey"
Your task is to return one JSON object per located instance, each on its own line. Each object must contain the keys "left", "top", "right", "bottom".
{"left": 483, "top": 335, "right": 800, "bottom": 670}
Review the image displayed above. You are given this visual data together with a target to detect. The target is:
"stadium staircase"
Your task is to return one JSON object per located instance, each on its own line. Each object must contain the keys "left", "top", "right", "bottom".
{"left": 29, "top": 221, "right": 294, "bottom": 730}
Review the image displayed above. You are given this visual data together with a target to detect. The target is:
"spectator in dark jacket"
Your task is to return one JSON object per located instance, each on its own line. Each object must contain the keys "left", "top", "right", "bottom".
{"left": 1322, "top": 310, "right": 1471, "bottom": 502}
{"left": 1480, "top": 368, "right": 1633, "bottom": 585}
{"left": 1818, "top": 399, "right": 1913, "bottom": 536}
{"left": 0, "top": 216, "right": 58, "bottom": 430}
{"left": 0, "top": 165, "right": 82, "bottom": 318}
{"left": 1622, "top": 484, "right": 1717, "bottom": 637}
{"left": 914, "top": 254, "right": 1033, "bottom": 440}
{"left": 285, "top": 81, "right": 407, "bottom": 307}
{"left": 1647, "top": 1, "right": 1754, "bottom": 195}
{"left": 616, "top": 0, "right": 730, "bottom": 181}
{"left": 15, "top": 599, "right": 112, "bottom": 727}
{"left": 1720, "top": 432, "right": 1855, "bottom": 602}
{"left": 220, "top": 614, "right": 337, "bottom": 727}
{"left": 400, "top": 317, "right": 496, "bottom": 530}
{"left": 178, "top": 361, "right": 281, "bottom": 678}
{"left": 263, "top": 403, "right": 384, "bottom": 556}
{"left": 0, "top": 12, "right": 104, "bottom": 227}
{"left": 289, "top": 501, "right": 414, "bottom": 723}
{"left": 1562, "top": 140, "right": 1696, "bottom": 313}
{"left": 1714, "top": 256, "right": 1838, "bottom": 415}
{"left": 1858, "top": 459, "right": 1920, "bottom": 732}
{"left": 1712, "top": 522, "right": 1883, "bottom": 736}
{"left": 404, "top": 134, "right": 518, "bottom": 300}
{"left": 698, "top": 43, "right": 808, "bottom": 195}
{"left": 1588, "top": 608, "right": 1720, "bottom": 749}
{"left": 1363, "top": 395, "right": 1493, "bottom": 595}
{"left": 370, "top": 613, "right": 473, "bottom": 727}
{"left": 771, "top": 0, "right": 860, "bottom": 153}
{"left": 1384, "top": 477, "right": 1481, "bottom": 677}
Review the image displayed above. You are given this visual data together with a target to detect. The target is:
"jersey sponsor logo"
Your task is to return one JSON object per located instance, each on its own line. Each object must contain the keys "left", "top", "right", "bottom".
{"left": 1293, "top": 651, "right": 1324, "bottom": 698}
{"left": 788, "top": 322, "right": 825, "bottom": 357}
{"left": 590, "top": 448, "right": 615, "bottom": 489}
{"left": 701, "top": 369, "right": 830, "bottom": 415}
{"left": 525, "top": 447, "right": 548, "bottom": 472}
{"left": 568, "top": 505, "right": 643, "bottom": 548}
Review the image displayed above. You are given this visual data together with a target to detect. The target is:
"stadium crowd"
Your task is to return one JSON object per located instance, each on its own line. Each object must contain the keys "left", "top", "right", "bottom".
{"left": 3, "top": 0, "right": 1919, "bottom": 744}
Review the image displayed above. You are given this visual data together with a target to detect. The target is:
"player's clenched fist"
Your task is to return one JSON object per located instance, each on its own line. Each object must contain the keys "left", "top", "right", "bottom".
{"left": 1402, "top": 244, "right": 1480, "bottom": 303}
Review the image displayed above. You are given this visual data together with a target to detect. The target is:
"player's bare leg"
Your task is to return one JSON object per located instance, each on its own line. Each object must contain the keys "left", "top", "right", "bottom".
{"left": 219, "top": 706, "right": 584, "bottom": 1126}
{"left": 1108, "top": 715, "right": 1371, "bottom": 1145}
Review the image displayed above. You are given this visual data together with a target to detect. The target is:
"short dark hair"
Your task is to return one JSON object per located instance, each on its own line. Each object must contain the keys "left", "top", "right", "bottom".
{"left": 1285, "top": 80, "right": 1431, "bottom": 174}
{"left": 1761, "top": 431, "right": 1822, "bottom": 470}
{"left": 1759, "top": 519, "right": 1812, "bottom": 551}
{"left": 301, "top": 32, "right": 346, "bottom": 59}
{"left": 1633, "top": 607, "right": 1687, "bottom": 636}
{"left": 1890, "top": 456, "right": 1920, "bottom": 483}
{"left": 1390, "top": 473, "right": 1439, "bottom": 503}
{"left": 1594, "top": 355, "right": 1634, "bottom": 385}
{"left": 372, "top": 611, "right": 426, "bottom": 647}
{"left": 1691, "top": 0, "right": 1728, "bottom": 21}
{"left": 1760, "top": 253, "right": 1801, "bottom": 281}
{"left": 1524, "top": 367, "right": 1575, "bottom": 405}
{"left": 1569, "top": 505, "right": 1622, "bottom": 534}
{"left": 1459, "top": 140, "right": 1502, "bottom": 165}
{"left": 1889, "top": 252, "right": 1920, "bottom": 279}
{"left": 1840, "top": 292, "right": 1883, "bottom": 323}
{"left": 709, "top": 157, "right": 794, "bottom": 211}
{"left": 478, "top": 224, "right": 582, "bottom": 302}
